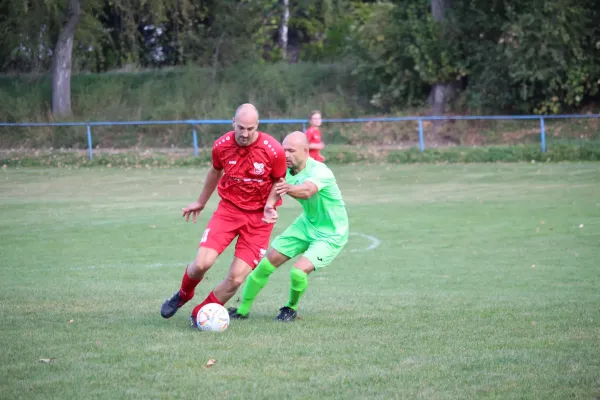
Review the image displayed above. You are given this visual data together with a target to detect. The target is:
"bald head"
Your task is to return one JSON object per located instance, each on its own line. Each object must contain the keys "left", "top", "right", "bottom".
{"left": 283, "top": 131, "right": 309, "bottom": 149}
{"left": 283, "top": 131, "right": 310, "bottom": 172}
{"left": 232, "top": 103, "right": 259, "bottom": 146}
{"left": 234, "top": 103, "right": 259, "bottom": 121}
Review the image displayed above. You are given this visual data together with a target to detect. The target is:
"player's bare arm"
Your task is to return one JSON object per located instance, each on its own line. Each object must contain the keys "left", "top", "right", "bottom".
{"left": 309, "top": 142, "right": 325, "bottom": 150}
{"left": 182, "top": 166, "right": 223, "bottom": 223}
{"left": 262, "top": 178, "right": 283, "bottom": 224}
{"left": 276, "top": 180, "right": 318, "bottom": 200}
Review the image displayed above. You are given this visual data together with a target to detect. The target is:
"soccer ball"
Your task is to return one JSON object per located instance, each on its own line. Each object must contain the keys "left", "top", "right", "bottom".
{"left": 196, "top": 303, "right": 230, "bottom": 332}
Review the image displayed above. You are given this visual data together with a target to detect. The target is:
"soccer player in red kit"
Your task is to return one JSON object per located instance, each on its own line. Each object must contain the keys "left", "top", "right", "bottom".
{"left": 160, "top": 103, "right": 287, "bottom": 327}
{"left": 305, "top": 110, "right": 325, "bottom": 162}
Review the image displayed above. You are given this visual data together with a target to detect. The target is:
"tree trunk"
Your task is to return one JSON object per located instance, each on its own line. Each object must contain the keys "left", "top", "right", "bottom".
{"left": 429, "top": 0, "right": 452, "bottom": 137}
{"left": 212, "top": 33, "right": 225, "bottom": 81}
{"left": 51, "top": 0, "right": 81, "bottom": 117}
{"left": 279, "top": 0, "right": 290, "bottom": 60}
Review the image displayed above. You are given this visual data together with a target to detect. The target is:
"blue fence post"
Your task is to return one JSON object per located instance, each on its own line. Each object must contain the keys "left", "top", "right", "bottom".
{"left": 302, "top": 122, "right": 306, "bottom": 132}
{"left": 418, "top": 119, "right": 425, "bottom": 152}
{"left": 86, "top": 125, "right": 93, "bottom": 160}
{"left": 539, "top": 117, "right": 546, "bottom": 153}
{"left": 192, "top": 125, "right": 199, "bottom": 157}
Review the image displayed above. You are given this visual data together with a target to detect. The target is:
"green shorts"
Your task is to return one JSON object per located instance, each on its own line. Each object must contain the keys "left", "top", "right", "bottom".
{"left": 271, "top": 216, "right": 347, "bottom": 270}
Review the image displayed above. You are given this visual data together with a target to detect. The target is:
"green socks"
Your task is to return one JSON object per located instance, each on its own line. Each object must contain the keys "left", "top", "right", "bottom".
{"left": 286, "top": 267, "right": 308, "bottom": 311}
{"left": 236, "top": 257, "right": 277, "bottom": 316}
{"left": 237, "top": 260, "right": 309, "bottom": 316}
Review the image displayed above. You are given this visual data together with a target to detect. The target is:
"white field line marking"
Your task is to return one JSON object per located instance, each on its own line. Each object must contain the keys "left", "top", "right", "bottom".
{"left": 350, "top": 232, "right": 381, "bottom": 252}
{"left": 68, "top": 262, "right": 187, "bottom": 271}
{"left": 22, "top": 262, "right": 186, "bottom": 273}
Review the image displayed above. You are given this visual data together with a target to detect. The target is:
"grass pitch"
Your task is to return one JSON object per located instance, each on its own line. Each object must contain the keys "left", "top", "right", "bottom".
{"left": 1, "top": 163, "right": 599, "bottom": 399}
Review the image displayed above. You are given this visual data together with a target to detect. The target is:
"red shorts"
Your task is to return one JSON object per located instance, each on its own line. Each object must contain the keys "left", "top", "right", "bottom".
{"left": 199, "top": 200, "right": 273, "bottom": 268}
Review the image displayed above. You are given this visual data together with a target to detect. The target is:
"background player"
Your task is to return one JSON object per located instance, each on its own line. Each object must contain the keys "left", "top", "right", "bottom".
{"left": 160, "top": 103, "right": 287, "bottom": 326}
{"left": 229, "top": 131, "right": 348, "bottom": 322}
{"left": 305, "top": 110, "right": 326, "bottom": 162}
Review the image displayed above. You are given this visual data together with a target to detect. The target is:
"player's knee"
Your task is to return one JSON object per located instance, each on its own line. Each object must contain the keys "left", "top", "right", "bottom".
{"left": 290, "top": 267, "right": 308, "bottom": 288}
{"left": 224, "top": 273, "right": 246, "bottom": 289}
{"left": 189, "top": 258, "right": 213, "bottom": 276}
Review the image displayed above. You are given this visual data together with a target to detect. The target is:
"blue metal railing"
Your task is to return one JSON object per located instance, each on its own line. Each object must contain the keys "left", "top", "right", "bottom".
{"left": 1, "top": 114, "right": 599, "bottom": 160}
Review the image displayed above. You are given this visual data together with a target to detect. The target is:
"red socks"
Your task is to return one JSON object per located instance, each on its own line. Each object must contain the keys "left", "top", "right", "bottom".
{"left": 179, "top": 267, "right": 224, "bottom": 320}
{"left": 179, "top": 268, "right": 201, "bottom": 301}
{"left": 191, "top": 291, "right": 223, "bottom": 319}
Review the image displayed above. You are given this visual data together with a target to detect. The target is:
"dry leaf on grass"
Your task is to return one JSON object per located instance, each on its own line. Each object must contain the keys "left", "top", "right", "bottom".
{"left": 205, "top": 359, "right": 217, "bottom": 368}
{"left": 39, "top": 358, "right": 56, "bottom": 364}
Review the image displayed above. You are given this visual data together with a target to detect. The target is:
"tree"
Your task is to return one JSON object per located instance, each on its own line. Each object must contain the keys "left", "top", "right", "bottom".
{"left": 52, "top": 0, "right": 82, "bottom": 117}
{"left": 454, "top": 0, "right": 600, "bottom": 113}
{"left": 429, "top": 0, "right": 452, "bottom": 119}
{"left": 279, "top": 0, "right": 290, "bottom": 60}
{"left": 0, "top": 0, "right": 199, "bottom": 115}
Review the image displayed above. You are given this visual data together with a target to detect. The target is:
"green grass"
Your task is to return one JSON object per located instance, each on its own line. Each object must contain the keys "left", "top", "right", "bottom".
{"left": 1, "top": 164, "right": 599, "bottom": 399}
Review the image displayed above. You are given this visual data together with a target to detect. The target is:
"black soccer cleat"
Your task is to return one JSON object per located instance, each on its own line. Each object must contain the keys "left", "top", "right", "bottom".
{"left": 274, "top": 306, "right": 297, "bottom": 322}
{"left": 227, "top": 307, "right": 248, "bottom": 320}
{"left": 189, "top": 315, "right": 198, "bottom": 329}
{"left": 160, "top": 291, "right": 188, "bottom": 319}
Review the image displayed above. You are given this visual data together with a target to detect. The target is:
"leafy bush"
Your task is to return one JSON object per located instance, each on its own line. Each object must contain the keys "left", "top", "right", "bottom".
{"left": 0, "top": 63, "right": 373, "bottom": 148}
{"left": 387, "top": 144, "right": 600, "bottom": 164}
{"left": 3, "top": 144, "right": 599, "bottom": 169}
{"left": 350, "top": 0, "right": 600, "bottom": 114}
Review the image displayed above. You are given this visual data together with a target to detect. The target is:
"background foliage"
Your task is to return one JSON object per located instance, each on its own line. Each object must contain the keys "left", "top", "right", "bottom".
{"left": 0, "top": 0, "right": 599, "bottom": 117}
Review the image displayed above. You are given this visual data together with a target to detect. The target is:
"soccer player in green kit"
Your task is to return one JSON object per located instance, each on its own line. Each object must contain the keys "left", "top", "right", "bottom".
{"left": 228, "top": 131, "right": 349, "bottom": 321}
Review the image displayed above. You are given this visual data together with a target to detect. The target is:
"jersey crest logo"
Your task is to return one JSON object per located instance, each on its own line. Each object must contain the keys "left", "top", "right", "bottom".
{"left": 253, "top": 162, "right": 265, "bottom": 175}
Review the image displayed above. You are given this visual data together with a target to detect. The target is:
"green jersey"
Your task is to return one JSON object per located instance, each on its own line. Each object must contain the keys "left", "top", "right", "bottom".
{"left": 285, "top": 158, "right": 349, "bottom": 241}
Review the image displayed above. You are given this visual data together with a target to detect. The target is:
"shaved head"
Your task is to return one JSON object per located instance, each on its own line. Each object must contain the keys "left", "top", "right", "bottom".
{"left": 282, "top": 131, "right": 310, "bottom": 173}
{"left": 232, "top": 103, "right": 259, "bottom": 146}
{"left": 283, "top": 131, "right": 309, "bottom": 149}
{"left": 234, "top": 103, "right": 259, "bottom": 121}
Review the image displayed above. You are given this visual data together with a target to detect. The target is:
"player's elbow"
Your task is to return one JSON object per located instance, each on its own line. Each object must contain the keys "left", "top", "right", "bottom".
{"left": 208, "top": 166, "right": 223, "bottom": 177}
{"left": 289, "top": 189, "right": 310, "bottom": 199}
{"left": 297, "top": 191, "right": 311, "bottom": 199}
{"left": 299, "top": 188, "right": 317, "bottom": 199}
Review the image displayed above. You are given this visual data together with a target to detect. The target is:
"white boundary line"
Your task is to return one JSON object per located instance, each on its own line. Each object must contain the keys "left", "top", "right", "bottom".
{"left": 73, "top": 262, "right": 187, "bottom": 271}
{"left": 21, "top": 263, "right": 186, "bottom": 273}
{"left": 349, "top": 232, "right": 381, "bottom": 253}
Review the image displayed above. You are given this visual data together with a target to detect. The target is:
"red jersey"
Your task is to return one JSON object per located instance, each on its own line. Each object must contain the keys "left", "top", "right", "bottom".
{"left": 305, "top": 126, "right": 325, "bottom": 162}
{"left": 212, "top": 131, "right": 286, "bottom": 211}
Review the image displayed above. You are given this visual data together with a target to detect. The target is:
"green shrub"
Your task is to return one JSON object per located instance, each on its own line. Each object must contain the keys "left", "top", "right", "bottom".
{"left": 2, "top": 143, "right": 599, "bottom": 168}
{"left": 387, "top": 144, "right": 600, "bottom": 164}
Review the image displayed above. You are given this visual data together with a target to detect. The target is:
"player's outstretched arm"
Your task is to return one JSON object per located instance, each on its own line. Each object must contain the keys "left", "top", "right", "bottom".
{"left": 276, "top": 180, "right": 318, "bottom": 200}
{"left": 182, "top": 167, "right": 223, "bottom": 223}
